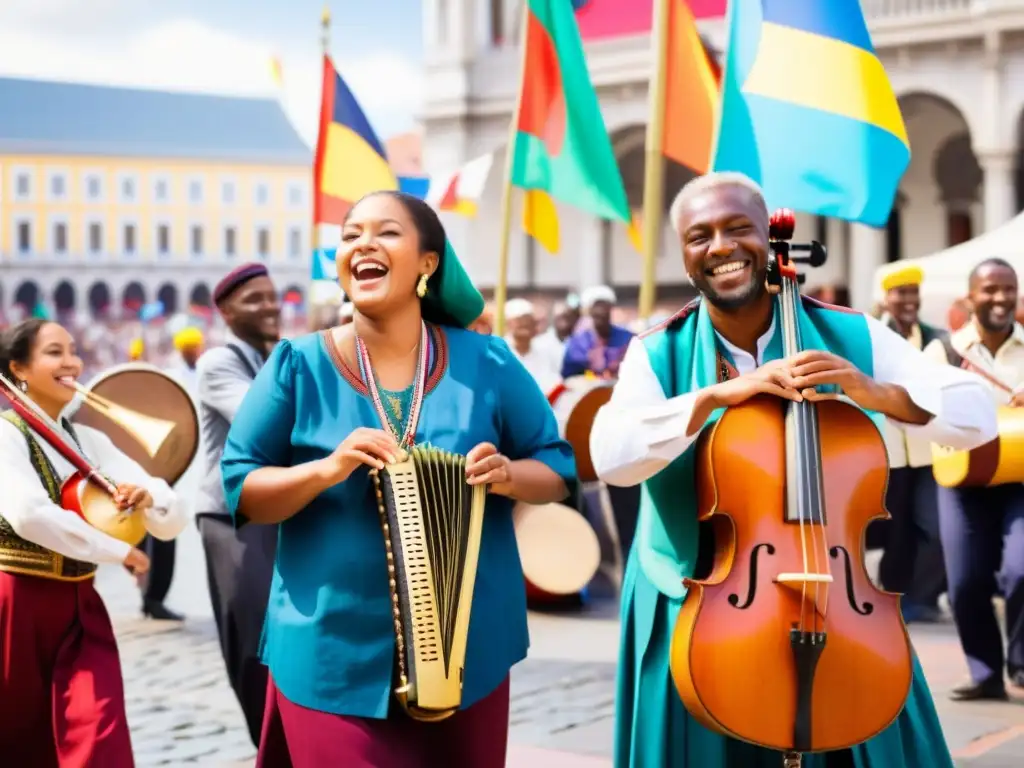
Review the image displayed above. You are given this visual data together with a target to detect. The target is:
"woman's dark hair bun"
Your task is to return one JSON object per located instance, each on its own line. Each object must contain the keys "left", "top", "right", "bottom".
{"left": 0, "top": 317, "right": 48, "bottom": 383}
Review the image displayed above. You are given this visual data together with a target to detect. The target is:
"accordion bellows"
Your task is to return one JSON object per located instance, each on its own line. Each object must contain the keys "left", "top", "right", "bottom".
{"left": 371, "top": 444, "right": 487, "bottom": 722}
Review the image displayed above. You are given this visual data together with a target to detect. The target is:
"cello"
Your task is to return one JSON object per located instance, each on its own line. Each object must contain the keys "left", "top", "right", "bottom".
{"left": 669, "top": 210, "right": 912, "bottom": 767}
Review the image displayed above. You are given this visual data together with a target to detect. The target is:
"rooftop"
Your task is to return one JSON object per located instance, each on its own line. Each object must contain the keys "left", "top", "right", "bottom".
{"left": 0, "top": 76, "right": 311, "bottom": 165}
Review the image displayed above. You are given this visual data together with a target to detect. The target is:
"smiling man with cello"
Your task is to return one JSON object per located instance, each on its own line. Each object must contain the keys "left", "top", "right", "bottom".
{"left": 591, "top": 172, "right": 997, "bottom": 768}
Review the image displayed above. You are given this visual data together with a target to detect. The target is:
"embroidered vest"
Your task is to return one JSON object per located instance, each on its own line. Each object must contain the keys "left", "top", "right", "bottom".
{"left": 0, "top": 411, "right": 98, "bottom": 581}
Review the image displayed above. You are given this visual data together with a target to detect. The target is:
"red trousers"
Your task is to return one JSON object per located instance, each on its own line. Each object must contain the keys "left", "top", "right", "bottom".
{"left": 0, "top": 572, "right": 134, "bottom": 767}
{"left": 257, "top": 675, "right": 511, "bottom": 768}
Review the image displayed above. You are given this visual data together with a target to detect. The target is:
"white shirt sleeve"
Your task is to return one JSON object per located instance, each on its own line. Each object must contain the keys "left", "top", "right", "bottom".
{"left": 590, "top": 338, "right": 704, "bottom": 488}
{"left": 0, "top": 420, "right": 133, "bottom": 564}
{"left": 866, "top": 316, "right": 998, "bottom": 449}
{"left": 77, "top": 426, "right": 189, "bottom": 541}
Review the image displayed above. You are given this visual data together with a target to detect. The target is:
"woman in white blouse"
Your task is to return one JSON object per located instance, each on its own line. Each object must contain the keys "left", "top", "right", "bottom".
{"left": 0, "top": 317, "right": 188, "bottom": 767}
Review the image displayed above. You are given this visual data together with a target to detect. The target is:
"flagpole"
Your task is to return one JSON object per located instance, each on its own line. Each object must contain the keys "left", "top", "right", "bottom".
{"left": 494, "top": 2, "right": 531, "bottom": 338}
{"left": 638, "top": 0, "right": 671, "bottom": 323}
{"left": 311, "top": 5, "right": 330, "bottom": 297}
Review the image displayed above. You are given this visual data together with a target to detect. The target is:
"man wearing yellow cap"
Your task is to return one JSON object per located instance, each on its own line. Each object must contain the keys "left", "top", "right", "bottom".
{"left": 172, "top": 327, "right": 205, "bottom": 394}
{"left": 878, "top": 264, "right": 948, "bottom": 625}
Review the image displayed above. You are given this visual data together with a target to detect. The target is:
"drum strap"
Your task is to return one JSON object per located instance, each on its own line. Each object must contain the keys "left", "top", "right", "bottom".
{"left": 939, "top": 336, "right": 964, "bottom": 369}
{"left": 941, "top": 336, "right": 1014, "bottom": 394}
{"left": 226, "top": 344, "right": 260, "bottom": 380}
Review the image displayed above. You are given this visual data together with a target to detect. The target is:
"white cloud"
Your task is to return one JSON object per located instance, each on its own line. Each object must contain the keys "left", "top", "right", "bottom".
{"left": 0, "top": 13, "right": 421, "bottom": 147}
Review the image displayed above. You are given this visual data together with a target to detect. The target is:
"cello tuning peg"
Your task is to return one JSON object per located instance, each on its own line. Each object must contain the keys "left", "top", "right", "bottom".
{"left": 769, "top": 209, "right": 797, "bottom": 241}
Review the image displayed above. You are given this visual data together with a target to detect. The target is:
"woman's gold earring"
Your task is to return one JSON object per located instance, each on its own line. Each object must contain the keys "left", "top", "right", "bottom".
{"left": 416, "top": 273, "right": 429, "bottom": 298}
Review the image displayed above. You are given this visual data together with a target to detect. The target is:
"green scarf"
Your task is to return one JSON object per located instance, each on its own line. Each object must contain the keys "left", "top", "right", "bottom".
{"left": 637, "top": 296, "right": 882, "bottom": 598}
{"left": 421, "top": 240, "right": 485, "bottom": 329}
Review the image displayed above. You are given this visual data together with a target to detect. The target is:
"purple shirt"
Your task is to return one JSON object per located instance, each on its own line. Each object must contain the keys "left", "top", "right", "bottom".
{"left": 561, "top": 324, "right": 634, "bottom": 379}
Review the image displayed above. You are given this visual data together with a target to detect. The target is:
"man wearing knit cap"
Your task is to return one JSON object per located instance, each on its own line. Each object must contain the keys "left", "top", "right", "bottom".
{"left": 504, "top": 297, "right": 560, "bottom": 394}
{"left": 561, "top": 285, "right": 634, "bottom": 379}
{"left": 194, "top": 262, "right": 280, "bottom": 745}
{"left": 877, "top": 264, "right": 948, "bottom": 624}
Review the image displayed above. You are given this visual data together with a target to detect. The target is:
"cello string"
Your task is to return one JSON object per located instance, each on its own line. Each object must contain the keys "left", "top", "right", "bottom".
{"left": 782, "top": 274, "right": 811, "bottom": 634}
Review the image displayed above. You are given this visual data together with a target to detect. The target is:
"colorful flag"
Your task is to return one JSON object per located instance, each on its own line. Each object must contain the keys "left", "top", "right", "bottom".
{"left": 426, "top": 152, "right": 495, "bottom": 218}
{"left": 573, "top": 0, "right": 726, "bottom": 41}
{"left": 712, "top": 0, "right": 910, "bottom": 226}
{"left": 313, "top": 55, "right": 396, "bottom": 227}
{"left": 662, "top": 0, "right": 720, "bottom": 173}
{"left": 397, "top": 176, "right": 431, "bottom": 200}
{"left": 512, "top": 0, "right": 630, "bottom": 254}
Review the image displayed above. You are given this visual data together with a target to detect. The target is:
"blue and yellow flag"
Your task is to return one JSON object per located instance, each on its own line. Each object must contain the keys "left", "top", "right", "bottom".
{"left": 712, "top": 1, "right": 909, "bottom": 226}
{"left": 313, "top": 55, "right": 397, "bottom": 226}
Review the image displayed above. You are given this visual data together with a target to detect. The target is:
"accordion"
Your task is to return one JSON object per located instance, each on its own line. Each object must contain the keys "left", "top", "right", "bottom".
{"left": 371, "top": 444, "right": 487, "bottom": 722}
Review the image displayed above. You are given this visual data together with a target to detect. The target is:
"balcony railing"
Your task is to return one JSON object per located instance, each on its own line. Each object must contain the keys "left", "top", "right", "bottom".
{"left": 862, "top": 0, "right": 972, "bottom": 18}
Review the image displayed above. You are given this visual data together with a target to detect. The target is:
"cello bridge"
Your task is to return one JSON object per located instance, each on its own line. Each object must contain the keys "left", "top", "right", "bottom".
{"left": 775, "top": 573, "right": 833, "bottom": 586}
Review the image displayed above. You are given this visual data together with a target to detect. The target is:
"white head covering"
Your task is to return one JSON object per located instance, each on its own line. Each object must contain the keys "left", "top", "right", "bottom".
{"left": 505, "top": 298, "right": 535, "bottom": 321}
{"left": 581, "top": 285, "right": 616, "bottom": 311}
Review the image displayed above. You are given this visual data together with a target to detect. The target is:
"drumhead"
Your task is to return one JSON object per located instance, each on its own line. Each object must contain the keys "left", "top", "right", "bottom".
{"left": 564, "top": 384, "right": 614, "bottom": 484}
{"left": 72, "top": 364, "right": 200, "bottom": 486}
{"left": 513, "top": 502, "right": 601, "bottom": 596}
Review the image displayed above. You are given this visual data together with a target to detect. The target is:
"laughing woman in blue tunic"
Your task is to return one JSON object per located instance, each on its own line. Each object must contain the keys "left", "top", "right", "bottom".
{"left": 220, "top": 191, "right": 575, "bottom": 768}
{"left": 590, "top": 173, "right": 997, "bottom": 768}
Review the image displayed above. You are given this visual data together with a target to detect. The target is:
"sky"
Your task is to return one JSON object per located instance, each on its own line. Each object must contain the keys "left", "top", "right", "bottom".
{"left": 0, "top": 0, "right": 423, "bottom": 147}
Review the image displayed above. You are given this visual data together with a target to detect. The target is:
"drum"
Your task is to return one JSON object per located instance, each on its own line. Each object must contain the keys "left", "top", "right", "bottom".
{"left": 932, "top": 405, "right": 1024, "bottom": 488}
{"left": 72, "top": 364, "right": 200, "bottom": 486}
{"left": 513, "top": 501, "right": 601, "bottom": 603}
{"left": 556, "top": 377, "right": 614, "bottom": 484}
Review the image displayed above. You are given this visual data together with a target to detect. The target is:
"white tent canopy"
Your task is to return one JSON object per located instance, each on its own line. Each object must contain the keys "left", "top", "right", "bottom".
{"left": 873, "top": 211, "right": 1024, "bottom": 326}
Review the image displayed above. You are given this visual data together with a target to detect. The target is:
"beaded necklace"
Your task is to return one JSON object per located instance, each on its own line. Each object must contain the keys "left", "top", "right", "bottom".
{"left": 355, "top": 322, "right": 429, "bottom": 448}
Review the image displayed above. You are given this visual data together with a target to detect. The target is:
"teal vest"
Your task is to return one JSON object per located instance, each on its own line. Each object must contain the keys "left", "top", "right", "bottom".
{"left": 636, "top": 296, "right": 883, "bottom": 598}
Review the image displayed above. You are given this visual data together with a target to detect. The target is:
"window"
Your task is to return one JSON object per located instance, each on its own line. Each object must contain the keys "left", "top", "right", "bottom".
{"left": 254, "top": 183, "right": 269, "bottom": 206}
{"left": 224, "top": 227, "right": 237, "bottom": 257}
{"left": 53, "top": 222, "right": 68, "bottom": 254}
{"left": 191, "top": 225, "right": 203, "bottom": 256}
{"left": 88, "top": 222, "right": 103, "bottom": 254}
{"left": 287, "top": 182, "right": 304, "bottom": 207}
{"left": 120, "top": 175, "right": 137, "bottom": 203}
{"left": 157, "top": 225, "right": 170, "bottom": 256}
{"left": 123, "top": 224, "right": 137, "bottom": 254}
{"left": 49, "top": 173, "right": 66, "bottom": 200}
{"left": 16, "top": 220, "right": 31, "bottom": 253}
{"left": 222, "top": 181, "right": 236, "bottom": 205}
{"left": 288, "top": 227, "right": 302, "bottom": 259}
{"left": 85, "top": 174, "right": 102, "bottom": 201}
{"left": 15, "top": 172, "right": 31, "bottom": 200}
{"left": 257, "top": 227, "right": 270, "bottom": 258}
{"left": 189, "top": 179, "right": 203, "bottom": 204}
{"left": 153, "top": 178, "right": 169, "bottom": 203}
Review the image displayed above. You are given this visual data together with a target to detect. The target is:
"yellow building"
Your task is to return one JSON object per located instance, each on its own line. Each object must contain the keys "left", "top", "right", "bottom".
{"left": 0, "top": 75, "right": 312, "bottom": 320}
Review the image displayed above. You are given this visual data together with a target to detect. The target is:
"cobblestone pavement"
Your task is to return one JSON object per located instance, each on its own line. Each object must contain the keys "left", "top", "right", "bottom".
{"left": 98, "top": 528, "right": 1024, "bottom": 767}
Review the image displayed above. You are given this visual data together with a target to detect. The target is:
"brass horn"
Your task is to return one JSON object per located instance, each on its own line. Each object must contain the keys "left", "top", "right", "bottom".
{"left": 70, "top": 381, "right": 176, "bottom": 458}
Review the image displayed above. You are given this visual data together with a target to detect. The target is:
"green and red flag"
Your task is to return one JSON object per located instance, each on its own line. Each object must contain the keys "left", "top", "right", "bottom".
{"left": 511, "top": 0, "right": 630, "bottom": 254}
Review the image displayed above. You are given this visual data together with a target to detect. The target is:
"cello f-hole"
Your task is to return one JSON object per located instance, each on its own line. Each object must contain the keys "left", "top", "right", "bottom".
{"left": 829, "top": 546, "right": 874, "bottom": 616}
{"left": 727, "top": 542, "right": 776, "bottom": 609}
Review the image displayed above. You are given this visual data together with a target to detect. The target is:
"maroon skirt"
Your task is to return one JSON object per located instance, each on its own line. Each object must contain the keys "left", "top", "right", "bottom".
{"left": 257, "top": 675, "right": 511, "bottom": 768}
{"left": 0, "top": 571, "right": 134, "bottom": 768}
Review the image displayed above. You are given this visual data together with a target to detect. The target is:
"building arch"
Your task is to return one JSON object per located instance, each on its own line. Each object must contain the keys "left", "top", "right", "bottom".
{"left": 122, "top": 281, "right": 146, "bottom": 317}
{"left": 53, "top": 281, "right": 76, "bottom": 318}
{"left": 88, "top": 282, "right": 112, "bottom": 318}
{"left": 14, "top": 281, "right": 40, "bottom": 313}
{"left": 157, "top": 283, "right": 179, "bottom": 316}
{"left": 895, "top": 91, "right": 977, "bottom": 260}
{"left": 190, "top": 283, "right": 212, "bottom": 308}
